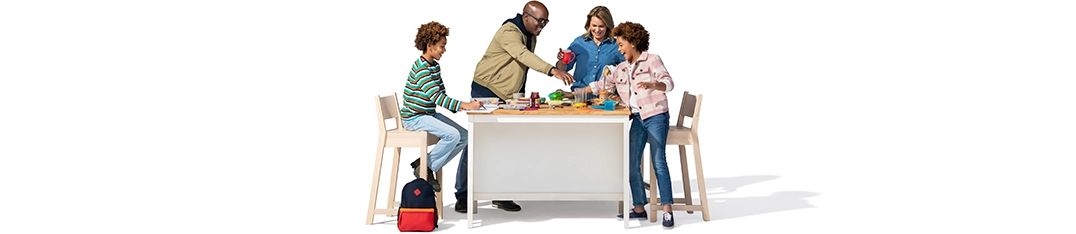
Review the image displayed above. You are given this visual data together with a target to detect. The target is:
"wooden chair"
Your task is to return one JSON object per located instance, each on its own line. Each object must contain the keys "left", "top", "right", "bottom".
{"left": 366, "top": 93, "right": 443, "bottom": 225}
{"left": 646, "top": 91, "right": 709, "bottom": 222}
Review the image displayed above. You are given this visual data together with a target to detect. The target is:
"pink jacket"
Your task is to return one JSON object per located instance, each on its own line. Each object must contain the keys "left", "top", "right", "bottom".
{"left": 591, "top": 51, "right": 674, "bottom": 120}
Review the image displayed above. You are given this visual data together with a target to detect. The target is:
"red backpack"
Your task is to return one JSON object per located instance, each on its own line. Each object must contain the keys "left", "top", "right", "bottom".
{"left": 397, "top": 178, "right": 438, "bottom": 232}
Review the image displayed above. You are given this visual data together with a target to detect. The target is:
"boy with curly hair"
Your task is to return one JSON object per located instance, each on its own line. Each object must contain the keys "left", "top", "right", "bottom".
{"left": 400, "top": 21, "right": 481, "bottom": 193}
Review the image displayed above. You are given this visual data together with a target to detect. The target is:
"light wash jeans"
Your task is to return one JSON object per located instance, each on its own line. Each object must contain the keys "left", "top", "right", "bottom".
{"left": 401, "top": 113, "right": 468, "bottom": 172}
{"left": 629, "top": 112, "right": 672, "bottom": 206}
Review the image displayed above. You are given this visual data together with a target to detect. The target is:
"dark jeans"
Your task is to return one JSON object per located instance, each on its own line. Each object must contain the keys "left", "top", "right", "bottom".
{"left": 470, "top": 81, "right": 500, "bottom": 100}
{"left": 454, "top": 81, "right": 501, "bottom": 200}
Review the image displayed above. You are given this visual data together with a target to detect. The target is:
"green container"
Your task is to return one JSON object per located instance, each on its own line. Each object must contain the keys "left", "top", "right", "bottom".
{"left": 549, "top": 91, "right": 563, "bottom": 100}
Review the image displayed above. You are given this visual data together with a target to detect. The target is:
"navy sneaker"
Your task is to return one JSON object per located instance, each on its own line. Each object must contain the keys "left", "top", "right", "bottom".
{"left": 662, "top": 212, "right": 674, "bottom": 229}
{"left": 411, "top": 166, "right": 440, "bottom": 192}
{"left": 617, "top": 210, "right": 647, "bottom": 220}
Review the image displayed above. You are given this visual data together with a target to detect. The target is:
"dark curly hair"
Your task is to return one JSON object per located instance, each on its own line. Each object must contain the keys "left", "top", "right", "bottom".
{"left": 415, "top": 21, "right": 449, "bottom": 52}
{"left": 612, "top": 21, "right": 649, "bottom": 52}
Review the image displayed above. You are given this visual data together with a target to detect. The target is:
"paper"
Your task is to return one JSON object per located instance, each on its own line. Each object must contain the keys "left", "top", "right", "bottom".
{"left": 462, "top": 108, "right": 496, "bottom": 113}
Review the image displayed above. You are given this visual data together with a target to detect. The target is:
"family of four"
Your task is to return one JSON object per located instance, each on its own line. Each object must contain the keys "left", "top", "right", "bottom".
{"left": 397, "top": 1, "right": 679, "bottom": 229}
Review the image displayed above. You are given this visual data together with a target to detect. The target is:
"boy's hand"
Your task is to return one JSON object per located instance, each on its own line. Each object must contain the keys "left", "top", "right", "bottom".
{"left": 462, "top": 101, "right": 483, "bottom": 110}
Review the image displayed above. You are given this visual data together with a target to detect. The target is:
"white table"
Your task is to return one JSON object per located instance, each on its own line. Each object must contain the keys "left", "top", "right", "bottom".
{"left": 466, "top": 106, "right": 632, "bottom": 228}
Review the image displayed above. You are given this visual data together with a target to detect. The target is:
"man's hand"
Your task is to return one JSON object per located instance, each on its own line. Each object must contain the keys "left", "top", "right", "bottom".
{"left": 461, "top": 101, "right": 482, "bottom": 110}
{"left": 551, "top": 68, "right": 574, "bottom": 86}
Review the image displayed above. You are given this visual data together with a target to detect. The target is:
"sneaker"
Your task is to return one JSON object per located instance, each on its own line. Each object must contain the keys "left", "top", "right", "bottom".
{"left": 491, "top": 200, "right": 521, "bottom": 212}
{"left": 410, "top": 158, "right": 421, "bottom": 169}
{"left": 616, "top": 209, "right": 647, "bottom": 220}
{"left": 412, "top": 166, "right": 440, "bottom": 192}
{"left": 662, "top": 212, "right": 674, "bottom": 229}
{"left": 454, "top": 199, "right": 468, "bottom": 213}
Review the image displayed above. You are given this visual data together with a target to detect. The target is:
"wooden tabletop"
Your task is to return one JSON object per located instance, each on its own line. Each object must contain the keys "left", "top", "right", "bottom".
{"left": 467, "top": 104, "right": 631, "bottom": 115}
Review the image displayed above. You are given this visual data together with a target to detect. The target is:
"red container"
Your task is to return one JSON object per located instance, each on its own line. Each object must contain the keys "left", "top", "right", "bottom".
{"left": 530, "top": 92, "right": 540, "bottom": 108}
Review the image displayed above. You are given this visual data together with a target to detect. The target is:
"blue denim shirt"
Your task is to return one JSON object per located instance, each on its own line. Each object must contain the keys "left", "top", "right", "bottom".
{"left": 564, "top": 35, "right": 625, "bottom": 92}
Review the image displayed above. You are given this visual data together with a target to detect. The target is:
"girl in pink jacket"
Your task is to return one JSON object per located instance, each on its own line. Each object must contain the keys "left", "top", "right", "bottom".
{"left": 584, "top": 21, "right": 677, "bottom": 229}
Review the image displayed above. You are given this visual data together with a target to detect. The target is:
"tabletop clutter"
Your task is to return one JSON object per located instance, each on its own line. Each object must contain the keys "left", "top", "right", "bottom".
{"left": 473, "top": 88, "right": 621, "bottom": 111}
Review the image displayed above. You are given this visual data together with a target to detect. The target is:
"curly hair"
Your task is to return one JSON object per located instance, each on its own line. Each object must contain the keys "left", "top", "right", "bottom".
{"left": 415, "top": 21, "right": 449, "bottom": 52}
{"left": 612, "top": 21, "right": 649, "bottom": 52}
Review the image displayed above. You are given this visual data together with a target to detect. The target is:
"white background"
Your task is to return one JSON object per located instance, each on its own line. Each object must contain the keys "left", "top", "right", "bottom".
{"left": 2, "top": 0, "right": 1075, "bottom": 233}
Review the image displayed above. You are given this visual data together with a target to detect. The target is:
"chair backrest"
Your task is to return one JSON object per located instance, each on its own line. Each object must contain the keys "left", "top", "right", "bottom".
{"left": 675, "top": 91, "right": 703, "bottom": 130}
{"left": 375, "top": 93, "right": 404, "bottom": 132}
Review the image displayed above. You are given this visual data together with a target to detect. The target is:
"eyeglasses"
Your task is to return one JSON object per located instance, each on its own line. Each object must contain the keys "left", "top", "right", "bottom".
{"left": 524, "top": 12, "right": 549, "bottom": 26}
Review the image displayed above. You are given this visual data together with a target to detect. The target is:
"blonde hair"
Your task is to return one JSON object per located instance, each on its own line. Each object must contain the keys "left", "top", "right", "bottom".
{"left": 582, "top": 6, "right": 614, "bottom": 39}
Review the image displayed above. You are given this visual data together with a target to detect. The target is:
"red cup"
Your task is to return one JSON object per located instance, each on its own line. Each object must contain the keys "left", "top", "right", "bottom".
{"left": 560, "top": 50, "right": 576, "bottom": 64}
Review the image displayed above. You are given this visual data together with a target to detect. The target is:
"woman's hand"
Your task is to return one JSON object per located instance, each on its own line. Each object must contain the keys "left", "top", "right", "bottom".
{"left": 557, "top": 89, "right": 574, "bottom": 99}
{"left": 579, "top": 85, "right": 594, "bottom": 94}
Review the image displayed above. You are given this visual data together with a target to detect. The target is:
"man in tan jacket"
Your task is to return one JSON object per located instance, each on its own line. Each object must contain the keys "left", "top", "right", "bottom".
{"left": 456, "top": 1, "right": 573, "bottom": 213}
{"left": 469, "top": 0, "right": 574, "bottom": 101}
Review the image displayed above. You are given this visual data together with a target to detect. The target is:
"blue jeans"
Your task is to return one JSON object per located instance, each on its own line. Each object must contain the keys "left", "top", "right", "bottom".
{"left": 401, "top": 113, "right": 468, "bottom": 172}
{"left": 629, "top": 112, "right": 672, "bottom": 206}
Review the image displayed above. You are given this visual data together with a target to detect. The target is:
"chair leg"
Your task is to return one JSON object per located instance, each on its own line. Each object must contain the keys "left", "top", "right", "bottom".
{"left": 436, "top": 169, "right": 443, "bottom": 219}
{"left": 418, "top": 145, "right": 428, "bottom": 179}
{"left": 690, "top": 137, "right": 710, "bottom": 221}
{"left": 679, "top": 145, "right": 694, "bottom": 214}
{"left": 366, "top": 137, "right": 387, "bottom": 225}
{"left": 385, "top": 147, "right": 402, "bottom": 217}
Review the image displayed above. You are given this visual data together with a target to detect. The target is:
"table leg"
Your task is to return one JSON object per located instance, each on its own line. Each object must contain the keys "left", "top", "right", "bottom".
{"left": 467, "top": 120, "right": 475, "bottom": 229}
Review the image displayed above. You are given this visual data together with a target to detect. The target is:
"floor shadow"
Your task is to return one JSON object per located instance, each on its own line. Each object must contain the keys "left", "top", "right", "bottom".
{"left": 434, "top": 175, "right": 795, "bottom": 229}
{"left": 668, "top": 175, "right": 781, "bottom": 195}
{"left": 431, "top": 222, "right": 455, "bottom": 232}
{"left": 438, "top": 200, "right": 622, "bottom": 227}
{"left": 653, "top": 175, "right": 820, "bottom": 226}
{"left": 674, "top": 190, "right": 821, "bottom": 226}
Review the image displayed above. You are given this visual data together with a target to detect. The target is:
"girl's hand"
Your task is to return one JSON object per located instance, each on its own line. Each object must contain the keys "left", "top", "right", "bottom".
{"left": 636, "top": 81, "right": 660, "bottom": 90}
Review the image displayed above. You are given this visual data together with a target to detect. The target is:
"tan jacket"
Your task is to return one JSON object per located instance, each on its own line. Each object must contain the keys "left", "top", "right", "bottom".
{"left": 471, "top": 22, "right": 555, "bottom": 100}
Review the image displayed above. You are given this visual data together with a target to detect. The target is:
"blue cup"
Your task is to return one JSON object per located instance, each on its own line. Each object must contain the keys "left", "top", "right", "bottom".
{"left": 603, "top": 100, "right": 615, "bottom": 110}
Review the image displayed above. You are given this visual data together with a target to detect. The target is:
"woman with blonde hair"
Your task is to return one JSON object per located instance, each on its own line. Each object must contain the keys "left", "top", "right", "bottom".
{"left": 554, "top": 6, "right": 625, "bottom": 99}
